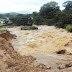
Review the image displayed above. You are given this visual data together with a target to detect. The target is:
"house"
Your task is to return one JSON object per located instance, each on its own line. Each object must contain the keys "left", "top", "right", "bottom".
{"left": 0, "top": 19, "right": 5, "bottom": 24}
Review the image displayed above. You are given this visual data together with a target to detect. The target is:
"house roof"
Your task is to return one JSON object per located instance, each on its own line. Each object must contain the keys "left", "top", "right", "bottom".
{"left": 0, "top": 19, "right": 5, "bottom": 20}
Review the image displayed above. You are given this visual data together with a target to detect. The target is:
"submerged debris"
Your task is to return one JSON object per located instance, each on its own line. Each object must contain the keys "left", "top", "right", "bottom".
{"left": 56, "top": 49, "right": 66, "bottom": 54}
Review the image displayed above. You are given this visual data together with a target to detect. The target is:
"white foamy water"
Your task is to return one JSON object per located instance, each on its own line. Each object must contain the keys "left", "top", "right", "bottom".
{"left": 7, "top": 26, "right": 72, "bottom": 55}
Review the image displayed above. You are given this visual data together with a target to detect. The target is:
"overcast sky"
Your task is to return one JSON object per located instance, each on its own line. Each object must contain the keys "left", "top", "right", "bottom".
{"left": 0, "top": 0, "right": 69, "bottom": 13}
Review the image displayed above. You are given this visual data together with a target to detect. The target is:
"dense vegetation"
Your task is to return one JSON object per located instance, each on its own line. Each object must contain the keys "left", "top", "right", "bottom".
{"left": 0, "top": 1, "right": 72, "bottom": 32}
{"left": 21, "top": 26, "right": 38, "bottom": 30}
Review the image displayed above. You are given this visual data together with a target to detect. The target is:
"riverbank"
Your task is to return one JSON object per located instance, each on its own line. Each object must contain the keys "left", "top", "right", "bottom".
{"left": 0, "top": 25, "right": 72, "bottom": 72}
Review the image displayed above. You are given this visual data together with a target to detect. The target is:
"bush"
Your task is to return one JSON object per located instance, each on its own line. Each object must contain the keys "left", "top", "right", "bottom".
{"left": 21, "top": 26, "right": 38, "bottom": 30}
{"left": 66, "top": 25, "right": 72, "bottom": 32}
{"left": 55, "top": 22, "right": 63, "bottom": 28}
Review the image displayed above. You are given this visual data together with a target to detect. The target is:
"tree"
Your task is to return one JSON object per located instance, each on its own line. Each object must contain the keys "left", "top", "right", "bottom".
{"left": 9, "top": 16, "right": 16, "bottom": 24}
{"left": 9, "top": 14, "right": 33, "bottom": 26}
{"left": 10, "top": 16, "right": 28, "bottom": 26}
{"left": 63, "top": 1, "right": 72, "bottom": 10}
{"left": 39, "top": 1, "right": 60, "bottom": 18}
{"left": 32, "top": 12, "right": 38, "bottom": 16}
{"left": 0, "top": 14, "right": 4, "bottom": 18}
{"left": 54, "top": 12, "right": 72, "bottom": 28}
{"left": 34, "top": 16, "right": 43, "bottom": 25}
{"left": 4, "top": 19, "right": 9, "bottom": 24}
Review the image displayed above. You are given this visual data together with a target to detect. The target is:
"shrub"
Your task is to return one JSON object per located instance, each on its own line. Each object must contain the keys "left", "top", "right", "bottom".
{"left": 21, "top": 26, "right": 38, "bottom": 30}
{"left": 66, "top": 25, "right": 72, "bottom": 32}
{"left": 55, "top": 22, "right": 63, "bottom": 28}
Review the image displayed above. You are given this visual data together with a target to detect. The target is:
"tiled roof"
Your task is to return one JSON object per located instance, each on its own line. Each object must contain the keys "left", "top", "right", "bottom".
{"left": 0, "top": 19, "right": 5, "bottom": 20}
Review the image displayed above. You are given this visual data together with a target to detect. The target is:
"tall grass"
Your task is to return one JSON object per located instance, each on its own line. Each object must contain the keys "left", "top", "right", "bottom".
{"left": 66, "top": 25, "right": 72, "bottom": 32}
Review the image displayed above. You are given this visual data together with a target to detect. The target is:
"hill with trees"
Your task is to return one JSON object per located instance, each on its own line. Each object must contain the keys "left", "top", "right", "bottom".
{"left": 0, "top": 1, "right": 72, "bottom": 32}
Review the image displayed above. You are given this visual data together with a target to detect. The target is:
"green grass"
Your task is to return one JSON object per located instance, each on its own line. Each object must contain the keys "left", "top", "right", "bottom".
{"left": 0, "top": 24, "right": 15, "bottom": 28}
{"left": 66, "top": 24, "right": 72, "bottom": 32}
{"left": 21, "top": 26, "right": 38, "bottom": 30}
{"left": 0, "top": 26, "right": 14, "bottom": 28}
{"left": 0, "top": 23, "right": 4, "bottom": 26}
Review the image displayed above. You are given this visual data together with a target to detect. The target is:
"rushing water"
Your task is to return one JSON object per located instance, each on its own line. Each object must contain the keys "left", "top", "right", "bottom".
{"left": 7, "top": 25, "right": 72, "bottom": 55}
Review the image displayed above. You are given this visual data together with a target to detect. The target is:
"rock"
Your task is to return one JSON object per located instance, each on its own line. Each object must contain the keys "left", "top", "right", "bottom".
{"left": 56, "top": 49, "right": 66, "bottom": 54}
{"left": 65, "top": 63, "right": 72, "bottom": 68}
{"left": 32, "top": 27, "right": 38, "bottom": 30}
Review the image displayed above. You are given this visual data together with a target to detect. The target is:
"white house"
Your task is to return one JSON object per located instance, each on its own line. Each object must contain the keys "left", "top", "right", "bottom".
{"left": 0, "top": 19, "right": 5, "bottom": 24}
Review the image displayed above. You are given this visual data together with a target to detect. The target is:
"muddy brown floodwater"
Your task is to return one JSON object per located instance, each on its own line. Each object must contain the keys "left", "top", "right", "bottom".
{"left": 6, "top": 25, "right": 72, "bottom": 72}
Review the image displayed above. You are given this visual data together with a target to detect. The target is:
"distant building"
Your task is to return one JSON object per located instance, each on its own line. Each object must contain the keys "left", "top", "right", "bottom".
{"left": 0, "top": 19, "right": 5, "bottom": 24}
{"left": 5, "top": 17, "right": 9, "bottom": 20}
